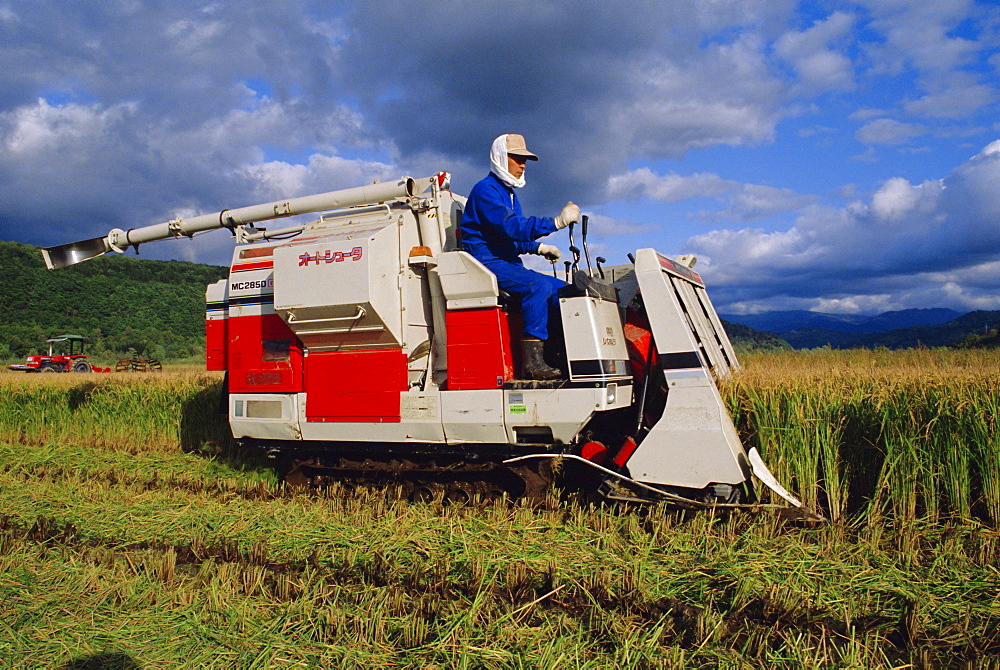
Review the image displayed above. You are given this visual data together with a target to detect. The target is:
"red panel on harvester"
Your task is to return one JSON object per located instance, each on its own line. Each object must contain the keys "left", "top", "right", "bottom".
{"left": 445, "top": 308, "right": 516, "bottom": 389}
{"left": 227, "top": 314, "right": 303, "bottom": 393}
{"left": 205, "top": 318, "right": 227, "bottom": 371}
{"left": 305, "top": 349, "right": 407, "bottom": 422}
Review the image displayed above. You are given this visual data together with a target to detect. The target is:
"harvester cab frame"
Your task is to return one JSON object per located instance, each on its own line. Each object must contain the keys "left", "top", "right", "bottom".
{"left": 42, "top": 172, "right": 818, "bottom": 519}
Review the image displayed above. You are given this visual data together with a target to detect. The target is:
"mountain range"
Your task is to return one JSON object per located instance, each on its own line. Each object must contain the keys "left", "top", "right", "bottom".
{"left": 721, "top": 308, "right": 1000, "bottom": 350}
{"left": 719, "top": 308, "right": 964, "bottom": 334}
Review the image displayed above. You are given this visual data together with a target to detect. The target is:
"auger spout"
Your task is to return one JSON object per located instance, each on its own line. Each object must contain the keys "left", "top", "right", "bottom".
{"left": 41, "top": 177, "right": 416, "bottom": 269}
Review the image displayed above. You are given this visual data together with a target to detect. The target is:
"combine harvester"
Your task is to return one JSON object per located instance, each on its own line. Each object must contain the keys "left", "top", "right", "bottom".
{"left": 43, "top": 173, "right": 816, "bottom": 518}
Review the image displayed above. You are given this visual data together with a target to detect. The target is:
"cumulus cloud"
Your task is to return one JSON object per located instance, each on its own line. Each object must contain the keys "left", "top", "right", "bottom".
{"left": 859, "top": 0, "right": 996, "bottom": 119}
{"left": 0, "top": 0, "right": 819, "bottom": 267}
{"left": 243, "top": 154, "right": 398, "bottom": 202}
{"left": 774, "top": 11, "right": 856, "bottom": 92}
{"left": 855, "top": 118, "right": 928, "bottom": 145}
{"left": 606, "top": 167, "right": 815, "bottom": 221}
{"left": 687, "top": 141, "right": 1000, "bottom": 312}
{"left": 903, "top": 74, "right": 995, "bottom": 119}
{"left": 0, "top": 2, "right": 377, "bottom": 261}
{"left": 607, "top": 168, "right": 736, "bottom": 202}
{"left": 333, "top": 1, "right": 795, "bottom": 207}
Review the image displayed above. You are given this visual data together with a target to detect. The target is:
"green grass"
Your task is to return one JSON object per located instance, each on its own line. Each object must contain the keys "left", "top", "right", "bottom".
{"left": 0, "top": 352, "right": 999, "bottom": 667}
{"left": 0, "top": 370, "right": 230, "bottom": 454}
{"left": 2, "top": 446, "right": 999, "bottom": 667}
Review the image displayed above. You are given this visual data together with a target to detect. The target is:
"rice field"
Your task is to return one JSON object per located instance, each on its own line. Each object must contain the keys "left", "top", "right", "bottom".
{"left": 1, "top": 350, "right": 998, "bottom": 668}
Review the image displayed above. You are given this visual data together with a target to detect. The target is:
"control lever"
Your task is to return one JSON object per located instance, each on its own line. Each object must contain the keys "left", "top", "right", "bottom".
{"left": 567, "top": 221, "right": 580, "bottom": 273}
{"left": 581, "top": 215, "right": 593, "bottom": 276}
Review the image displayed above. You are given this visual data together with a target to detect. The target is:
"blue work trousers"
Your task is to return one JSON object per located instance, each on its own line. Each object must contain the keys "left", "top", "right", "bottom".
{"left": 482, "top": 259, "right": 564, "bottom": 340}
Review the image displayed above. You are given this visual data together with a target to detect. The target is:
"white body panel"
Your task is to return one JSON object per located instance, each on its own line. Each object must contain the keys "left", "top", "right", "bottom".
{"left": 273, "top": 215, "right": 403, "bottom": 351}
{"left": 205, "top": 279, "right": 228, "bottom": 320}
{"left": 440, "top": 390, "right": 508, "bottom": 443}
{"left": 230, "top": 393, "right": 300, "bottom": 440}
{"left": 560, "top": 296, "right": 630, "bottom": 381}
{"left": 297, "top": 415, "right": 448, "bottom": 444}
{"left": 228, "top": 269, "right": 277, "bottom": 317}
{"left": 622, "top": 249, "right": 748, "bottom": 488}
{"left": 503, "top": 384, "right": 633, "bottom": 444}
{"left": 229, "top": 385, "right": 632, "bottom": 449}
{"left": 436, "top": 251, "right": 500, "bottom": 310}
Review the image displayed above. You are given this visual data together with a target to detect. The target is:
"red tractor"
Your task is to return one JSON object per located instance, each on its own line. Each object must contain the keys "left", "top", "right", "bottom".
{"left": 8, "top": 334, "right": 105, "bottom": 373}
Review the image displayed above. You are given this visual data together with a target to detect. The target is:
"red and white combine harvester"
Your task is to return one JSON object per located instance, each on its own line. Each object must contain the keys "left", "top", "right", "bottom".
{"left": 43, "top": 173, "right": 812, "bottom": 515}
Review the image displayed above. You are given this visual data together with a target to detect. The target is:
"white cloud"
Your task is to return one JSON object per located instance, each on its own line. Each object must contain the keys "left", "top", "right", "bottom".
{"left": 605, "top": 167, "right": 814, "bottom": 221}
{"left": 576, "top": 212, "right": 654, "bottom": 237}
{"left": 774, "top": 11, "right": 856, "bottom": 92}
{"left": 870, "top": 177, "right": 926, "bottom": 220}
{"left": 725, "top": 184, "right": 815, "bottom": 221}
{"left": 903, "top": 75, "right": 995, "bottom": 119}
{"left": 619, "top": 34, "right": 785, "bottom": 156}
{"left": 1, "top": 98, "right": 135, "bottom": 154}
{"left": 606, "top": 168, "right": 735, "bottom": 202}
{"left": 0, "top": 4, "right": 18, "bottom": 24}
{"left": 687, "top": 140, "right": 1000, "bottom": 312}
{"left": 855, "top": 118, "right": 927, "bottom": 145}
{"left": 243, "top": 153, "right": 397, "bottom": 201}
{"left": 858, "top": 0, "right": 995, "bottom": 119}
{"left": 163, "top": 18, "right": 224, "bottom": 48}
{"left": 977, "top": 139, "right": 1000, "bottom": 158}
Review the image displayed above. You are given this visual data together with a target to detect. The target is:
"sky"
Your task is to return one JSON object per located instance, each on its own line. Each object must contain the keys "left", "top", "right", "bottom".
{"left": 1, "top": 0, "right": 999, "bottom": 315}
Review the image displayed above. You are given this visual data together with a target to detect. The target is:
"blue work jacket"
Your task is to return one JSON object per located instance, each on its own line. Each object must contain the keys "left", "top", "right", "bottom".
{"left": 460, "top": 173, "right": 558, "bottom": 264}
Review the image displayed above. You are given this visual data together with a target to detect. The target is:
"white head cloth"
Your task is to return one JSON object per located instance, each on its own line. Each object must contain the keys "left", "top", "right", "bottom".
{"left": 489, "top": 134, "right": 526, "bottom": 189}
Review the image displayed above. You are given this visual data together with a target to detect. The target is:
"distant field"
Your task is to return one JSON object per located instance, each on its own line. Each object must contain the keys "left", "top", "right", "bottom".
{"left": 0, "top": 351, "right": 998, "bottom": 667}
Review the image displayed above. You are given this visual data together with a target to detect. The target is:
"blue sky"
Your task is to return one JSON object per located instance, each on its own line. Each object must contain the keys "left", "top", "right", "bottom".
{"left": 1, "top": 0, "right": 998, "bottom": 315}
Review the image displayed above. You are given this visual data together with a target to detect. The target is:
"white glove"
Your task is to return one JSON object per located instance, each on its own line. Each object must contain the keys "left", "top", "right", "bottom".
{"left": 537, "top": 243, "right": 561, "bottom": 261}
{"left": 554, "top": 201, "right": 580, "bottom": 230}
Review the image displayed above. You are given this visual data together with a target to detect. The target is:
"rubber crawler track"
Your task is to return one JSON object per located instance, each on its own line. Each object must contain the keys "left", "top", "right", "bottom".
{"left": 282, "top": 456, "right": 560, "bottom": 505}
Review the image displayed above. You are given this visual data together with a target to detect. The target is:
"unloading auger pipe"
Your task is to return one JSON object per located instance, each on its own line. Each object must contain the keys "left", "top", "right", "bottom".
{"left": 42, "top": 177, "right": 417, "bottom": 269}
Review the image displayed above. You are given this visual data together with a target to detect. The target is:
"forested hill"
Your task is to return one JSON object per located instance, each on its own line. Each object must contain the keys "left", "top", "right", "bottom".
{"left": 718, "top": 319, "right": 791, "bottom": 352}
{"left": 0, "top": 241, "right": 227, "bottom": 360}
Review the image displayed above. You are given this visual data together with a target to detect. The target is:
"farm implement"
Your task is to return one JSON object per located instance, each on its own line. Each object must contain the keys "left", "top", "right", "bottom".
{"left": 115, "top": 358, "right": 163, "bottom": 372}
{"left": 42, "top": 173, "right": 819, "bottom": 520}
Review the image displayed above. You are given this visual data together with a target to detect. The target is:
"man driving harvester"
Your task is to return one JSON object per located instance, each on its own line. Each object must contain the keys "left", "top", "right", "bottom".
{"left": 459, "top": 134, "right": 580, "bottom": 380}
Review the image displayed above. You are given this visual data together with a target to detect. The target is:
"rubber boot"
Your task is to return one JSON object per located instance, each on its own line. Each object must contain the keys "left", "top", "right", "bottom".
{"left": 521, "top": 338, "right": 561, "bottom": 381}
